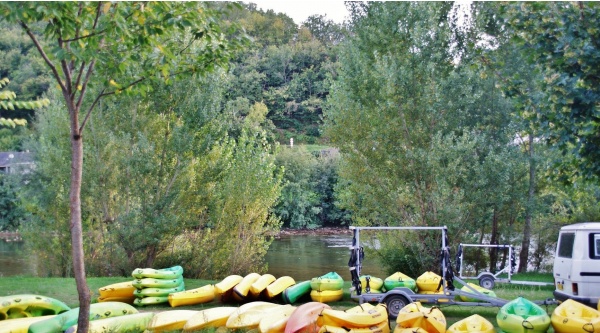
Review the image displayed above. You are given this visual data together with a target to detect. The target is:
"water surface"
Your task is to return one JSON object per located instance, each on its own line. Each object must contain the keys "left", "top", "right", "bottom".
{"left": 264, "top": 234, "right": 386, "bottom": 281}
{"left": 0, "top": 234, "right": 387, "bottom": 281}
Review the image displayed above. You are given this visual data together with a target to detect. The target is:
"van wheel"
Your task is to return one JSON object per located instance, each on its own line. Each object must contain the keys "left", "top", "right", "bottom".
{"left": 479, "top": 275, "right": 495, "bottom": 289}
{"left": 385, "top": 295, "right": 410, "bottom": 319}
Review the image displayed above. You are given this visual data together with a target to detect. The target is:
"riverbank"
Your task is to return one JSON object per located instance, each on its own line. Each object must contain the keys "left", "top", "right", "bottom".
{"left": 276, "top": 227, "right": 351, "bottom": 236}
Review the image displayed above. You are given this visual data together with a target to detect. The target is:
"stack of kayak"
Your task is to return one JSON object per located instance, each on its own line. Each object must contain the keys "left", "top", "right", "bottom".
{"left": 310, "top": 272, "right": 344, "bottom": 303}
{"left": 131, "top": 265, "right": 185, "bottom": 306}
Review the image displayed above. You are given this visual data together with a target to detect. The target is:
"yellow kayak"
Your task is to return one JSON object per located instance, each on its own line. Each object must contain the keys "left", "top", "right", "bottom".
{"left": 182, "top": 306, "right": 237, "bottom": 331}
{"left": 250, "top": 274, "right": 277, "bottom": 298}
{"left": 416, "top": 271, "right": 441, "bottom": 292}
{"left": 266, "top": 276, "right": 296, "bottom": 300}
{"left": 310, "top": 289, "right": 344, "bottom": 303}
{"left": 551, "top": 299, "right": 600, "bottom": 333}
{"left": 318, "top": 303, "right": 388, "bottom": 328}
{"left": 168, "top": 284, "right": 215, "bottom": 307}
{"left": 233, "top": 273, "right": 262, "bottom": 301}
{"left": 395, "top": 302, "right": 446, "bottom": 333}
{"left": 447, "top": 314, "right": 495, "bottom": 333}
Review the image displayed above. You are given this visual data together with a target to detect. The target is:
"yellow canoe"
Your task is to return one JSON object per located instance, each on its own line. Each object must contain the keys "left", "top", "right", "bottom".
{"left": 182, "top": 306, "right": 237, "bottom": 331}
{"left": 0, "top": 315, "right": 56, "bottom": 333}
{"left": 310, "top": 289, "right": 344, "bottom": 303}
{"left": 551, "top": 299, "right": 600, "bottom": 333}
{"left": 66, "top": 312, "right": 155, "bottom": 333}
{"left": 319, "top": 320, "right": 390, "bottom": 333}
{"left": 360, "top": 275, "right": 384, "bottom": 291}
{"left": 250, "top": 274, "right": 277, "bottom": 298}
{"left": 214, "top": 274, "right": 243, "bottom": 302}
{"left": 459, "top": 283, "right": 497, "bottom": 302}
{"left": 147, "top": 310, "right": 199, "bottom": 332}
{"left": 226, "top": 301, "right": 283, "bottom": 329}
{"left": 258, "top": 304, "right": 297, "bottom": 333}
{"left": 233, "top": 273, "right": 262, "bottom": 301}
{"left": 98, "top": 281, "right": 136, "bottom": 299}
{"left": 318, "top": 303, "right": 388, "bottom": 328}
{"left": 416, "top": 271, "right": 441, "bottom": 292}
{"left": 395, "top": 302, "right": 446, "bottom": 333}
{"left": 447, "top": 314, "right": 495, "bottom": 333}
{"left": 168, "top": 284, "right": 215, "bottom": 307}
{"left": 265, "top": 276, "right": 296, "bottom": 299}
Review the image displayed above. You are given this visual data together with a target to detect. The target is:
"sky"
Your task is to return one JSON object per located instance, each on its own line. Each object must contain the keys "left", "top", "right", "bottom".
{"left": 250, "top": 1, "right": 350, "bottom": 25}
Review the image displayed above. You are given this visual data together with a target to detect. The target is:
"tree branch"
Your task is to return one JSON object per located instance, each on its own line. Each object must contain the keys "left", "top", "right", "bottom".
{"left": 79, "top": 85, "right": 103, "bottom": 133}
{"left": 19, "top": 21, "right": 68, "bottom": 93}
{"left": 71, "top": 62, "right": 86, "bottom": 100}
{"left": 75, "top": 60, "right": 96, "bottom": 113}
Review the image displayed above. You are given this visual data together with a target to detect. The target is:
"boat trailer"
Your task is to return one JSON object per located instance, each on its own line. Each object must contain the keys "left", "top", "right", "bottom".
{"left": 456, "top": 243, "right": 554, "bottom": 289}
{"left": 347, "top": 226, "right": 555, "bottom": 318}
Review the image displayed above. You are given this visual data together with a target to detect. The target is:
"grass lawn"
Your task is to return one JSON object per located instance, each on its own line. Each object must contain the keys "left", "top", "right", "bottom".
{"left": 0, "top": 274, "right": 558, "bottom": 332}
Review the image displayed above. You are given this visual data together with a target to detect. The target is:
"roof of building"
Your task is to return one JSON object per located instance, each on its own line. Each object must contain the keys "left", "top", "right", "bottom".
{"left": 0, "top": 152, "right": 34, "bottom": 167}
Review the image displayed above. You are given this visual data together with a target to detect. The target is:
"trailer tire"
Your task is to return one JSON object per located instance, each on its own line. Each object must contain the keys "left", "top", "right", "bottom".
{"left": 479, "top": 275, "right": 495, "bottom": 289}
{"left": 385, "top": 295, "right": 410, "bottom": 319}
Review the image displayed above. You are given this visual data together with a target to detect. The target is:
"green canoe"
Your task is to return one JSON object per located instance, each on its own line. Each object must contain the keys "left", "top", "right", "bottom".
{"left": 283, "top": 280, "right": 312, "bottom": 304}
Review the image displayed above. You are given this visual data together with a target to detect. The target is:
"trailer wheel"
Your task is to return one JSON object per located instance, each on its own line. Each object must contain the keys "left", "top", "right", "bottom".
{"left": 385, "top": 295, "right": 410, "bottom": 319}
{"left": 479, "top": 275, "right": 495, "bottom": 289}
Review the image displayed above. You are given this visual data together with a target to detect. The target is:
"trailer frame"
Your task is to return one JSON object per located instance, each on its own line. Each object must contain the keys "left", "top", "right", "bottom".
{"left": 348, "top": 226, "right": 555, "bottom": 318}
{"left": 457, "top": 243, "right": 554, "bottom": 289}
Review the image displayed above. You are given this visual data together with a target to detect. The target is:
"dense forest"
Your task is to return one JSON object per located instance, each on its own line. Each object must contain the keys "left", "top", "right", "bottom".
{"left": 1, "top": 2, "right": 599, "bottom": 282}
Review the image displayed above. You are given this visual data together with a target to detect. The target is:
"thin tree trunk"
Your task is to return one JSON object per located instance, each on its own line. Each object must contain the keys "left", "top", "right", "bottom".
{"left": 519, "top": 134, "right": 535, "bottom": 272}
{"left": 70, "top": 129, "right": 90, "bottom": 333}
{"left": 489, "top": 208, "right": 499, "bottom": 273}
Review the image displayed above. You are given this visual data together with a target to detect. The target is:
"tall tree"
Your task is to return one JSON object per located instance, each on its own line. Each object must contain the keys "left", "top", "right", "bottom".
{"left": 0, "top": 2, "right": 245, "bottom": 331}
{"left": 504, "top": 2, "right": 600, "bottom": 182}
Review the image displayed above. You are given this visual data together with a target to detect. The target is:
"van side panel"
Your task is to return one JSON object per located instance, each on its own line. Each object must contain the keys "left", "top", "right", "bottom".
{"left": 553, "top": 224, "right": 600, "bottom": 306}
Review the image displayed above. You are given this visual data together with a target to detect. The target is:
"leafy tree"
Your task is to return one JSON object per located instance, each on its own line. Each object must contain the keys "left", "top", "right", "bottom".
{"left": 301, "top": 14, "right": 347, "bottom": 45}
{"left": 504, "top": 2, "right": 600, "bottom": 182}
{"left": 274, "top": 146, "right": 322, "bottom": 229}
{"left": 0, "top": 2, "right": 246, "bottom": 331}
{"left": 325, "top": 2, "right": 533, "bottom": 274}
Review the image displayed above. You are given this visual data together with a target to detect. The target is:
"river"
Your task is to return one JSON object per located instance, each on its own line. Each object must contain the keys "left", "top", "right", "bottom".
{"left": 0, "top": 234, "right": 387, "bottom": 280}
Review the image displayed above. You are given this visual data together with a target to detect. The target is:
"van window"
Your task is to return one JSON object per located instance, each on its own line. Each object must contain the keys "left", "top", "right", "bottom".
{"left": 589, "top": 233, "right": 600, "bottom": 259}
{"left": 558, "top": 232, "right": 575, "bottom": 258}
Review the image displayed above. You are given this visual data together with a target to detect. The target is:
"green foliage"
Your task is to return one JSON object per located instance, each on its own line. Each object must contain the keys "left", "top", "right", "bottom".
{"left": 325, "top": 2, "right": 535, "bottom": 274}
{"left": 21, "top": 72, "right": 282, "bottom": 278}
{"left": 503, "top": 2, "right": 600, "bottom": 182}
{"left": 0, "top": 174, "right": 28, "bottom": 231}
{"left": 274, "top": 146, "right": 322, "bottom": 229}
{"left": 0, "top": 77, "right": 49, "bottom": 127}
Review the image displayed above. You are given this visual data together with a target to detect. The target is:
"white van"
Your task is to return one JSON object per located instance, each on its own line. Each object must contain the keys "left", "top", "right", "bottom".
{"left": 553, "top": 222, "right": 600, "bottom": 306}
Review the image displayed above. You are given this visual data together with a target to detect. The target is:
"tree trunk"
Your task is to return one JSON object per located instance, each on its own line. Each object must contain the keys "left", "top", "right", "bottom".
{"left": 489, "top": 208, "right": 499, "bottom": 273}
{"left": 71, "top": 129, "right": 90, "bottom": 332}
{"left": 519, "top": 134, "right": 535, "bottom": 273}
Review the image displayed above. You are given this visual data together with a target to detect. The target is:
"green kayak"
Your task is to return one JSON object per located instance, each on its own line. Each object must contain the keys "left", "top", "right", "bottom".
{"left": 283, "top": 280, "right": 312, "bottom": 304}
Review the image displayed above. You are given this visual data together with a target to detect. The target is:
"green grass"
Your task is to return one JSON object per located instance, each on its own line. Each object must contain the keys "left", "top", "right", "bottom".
{"left": 0, "top": 275, "right": 557, "bottom": 331}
